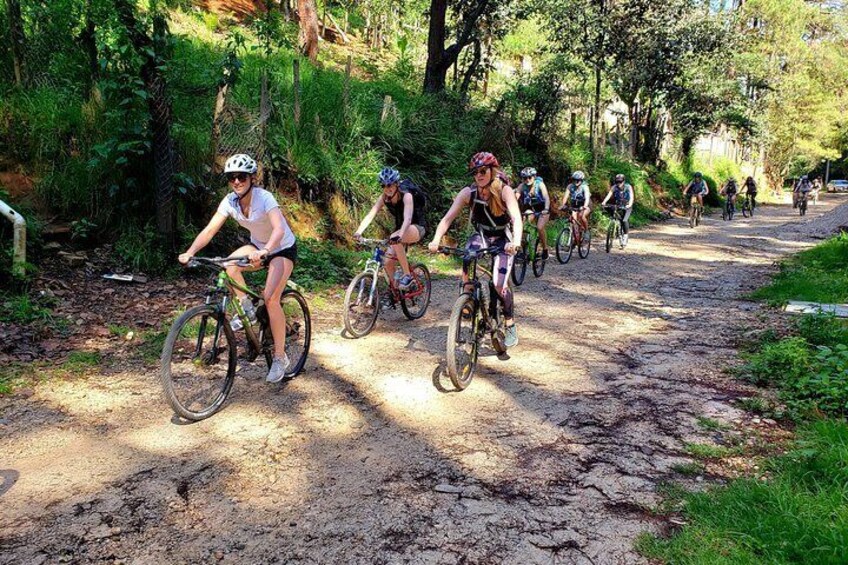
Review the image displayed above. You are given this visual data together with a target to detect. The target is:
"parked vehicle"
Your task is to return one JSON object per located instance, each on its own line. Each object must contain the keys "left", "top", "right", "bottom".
{"left": 827, "top": 179, "right": 848, "bottom": 193}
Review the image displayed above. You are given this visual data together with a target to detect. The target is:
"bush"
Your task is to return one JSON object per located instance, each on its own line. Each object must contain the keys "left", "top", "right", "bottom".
{"left": 741, "top": 337, "right": 811, "bottom": 386}
{"left": 782, "top": 344, "right": 848, "bottom": 419}
{"left": 291, "top": 238, "right": 358, "bottom": 291}
{"left": 794, "top": 313, "right": 848, "bottom": 347}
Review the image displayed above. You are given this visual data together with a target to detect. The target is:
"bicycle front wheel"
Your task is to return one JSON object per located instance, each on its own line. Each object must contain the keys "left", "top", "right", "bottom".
{"left": 512, "top": 236, "right": 528, "bottom": 286}
{"left": 555, "top": 226, "right": 573, "bottom": 264}
{"left": 605, "top": 223, "right": 614, "bottom": 253}
{"left": 400, "top": 264, "right": 432, "bottom": 320}
{"left": 161, "top": 304, "right": 236, "bottom": 421}
{"left": 532, "top": 237, "right": 546, "bottom": 277}
{"left": 578, "top": 229, "right": 591, "bottom": 259}
{"left": 344, "top": 272, "right": 380, "bottom": 338}
{"left": 446, "top": 293, "right": 479, "bottom": 391}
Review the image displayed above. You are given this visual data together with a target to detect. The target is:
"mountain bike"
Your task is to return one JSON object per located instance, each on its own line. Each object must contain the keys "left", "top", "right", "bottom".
{"left": 161, "top": 256, "right": 311, "bottom": 421}
{"left": 343, "top": 238, "right": 432, "bottom": 338}
{"left": 439, "top": 245, "right": 509, "bottom": 390}
{"left": 740, "top": 193, "right": 753, "bottom": 218}
{"left": 688, "top": 196, "right": 703, "bottom": 228}
{"left": 555, "top": 206, "right": 591, "bottom": 264}
{"left": 799, "top": 191, "right": 809, "bottom": 216}
{"left": 511, "top": 210, "right": 548, "bottom": 286}
{"left": 722, "top": 196, "right": 735, "bottom": 221}
{"left": 603, "top": 205, "right": 627, "bottom": 253}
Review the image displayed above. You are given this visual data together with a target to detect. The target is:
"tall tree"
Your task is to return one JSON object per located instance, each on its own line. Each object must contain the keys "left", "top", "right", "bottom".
{"left": 423, "top": 0, "right": 493, "bottom": 93}
{"left": 298, "top": 0, "right": 319, "bottom": 62}
{"left": 5, "top": 0, "right": 26, "bottom": 85}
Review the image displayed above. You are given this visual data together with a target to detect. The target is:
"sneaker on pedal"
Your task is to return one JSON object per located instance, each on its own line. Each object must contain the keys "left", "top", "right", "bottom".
{"left": 504, "top": 324, "right": 518, "bottom": 348}
{"left": 266, "top": 354, "right": 291, "bottom": 383}
{"left": 231, "top": 298, "right": 257, "bottom": 331}
{"left": 398, "top": 274, "right": 415, "bottom": 290}
{"left": 621, "top": 234, "right": 628, "bottom": 248}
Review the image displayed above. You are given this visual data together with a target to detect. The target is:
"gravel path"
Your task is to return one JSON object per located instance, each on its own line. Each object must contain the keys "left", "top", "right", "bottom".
{"left": 2, "top": 195, "right": 847, "bottom": 565}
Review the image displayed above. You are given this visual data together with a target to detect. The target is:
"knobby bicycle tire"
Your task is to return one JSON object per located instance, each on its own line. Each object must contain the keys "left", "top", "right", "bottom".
{"left": 605, "top": 222, "right": 614, "bottom": 253}
{"left": 512, "top": 238, "right": 528, "bottom": 286}
{"left": 578, "top": 228, "right": 591, "bottom": 259}
{"left": 343, "top": 272, "right": 380, "bottom": 338}
{"left": 400, "top": 264, "right": 432, "bottom": 320}
{"left": 532, "top": 237, "right": 546, "bottom": 277}
{"left": 446, "top": 293, "right": 479, "bottom": 390}
{"left": 275, "top": 290, "right": 311, "bottom": 377}
{"left": 555, "top": 226, "right": 574, "bottom": 264}
{"left": 161, "top": 304, "right": 237, "bottom": 421}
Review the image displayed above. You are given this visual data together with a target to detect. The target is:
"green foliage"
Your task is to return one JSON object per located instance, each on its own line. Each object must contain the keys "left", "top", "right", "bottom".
{"left": 794, "top": 313, "right": 848, "bottom": 347}
{"left": 671, "top": 461, "right": 705, "bottom": 476}
{"left": 0, "top": 292, "right": 53, "bottom": 324}
{"left": 741, "top": 336, "right": 811, "bottom": 387}
{"left": 292, "top": 238, "right": 359, "bottom": 291}
{"left": 783, "top": 344, "right": 848, "bottom": 419}
{"left": 752, "top": 234, "right": 848, "bottom": 305}
{"left": 114, "top": 222, "right": 167, "bottom": 273}
{"left": 639, "top": 420, "right": 848, "bottom": 565}
{"left": 684, "top": 443, "right": 740, "bottom": 460}
{"left": 61, "top": 350, "right": 103, "bottom": 374}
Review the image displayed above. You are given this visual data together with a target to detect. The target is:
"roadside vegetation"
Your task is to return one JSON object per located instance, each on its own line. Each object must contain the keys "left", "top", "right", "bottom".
{"left": 639, "top": 234, "right": 848, "bottom": 564}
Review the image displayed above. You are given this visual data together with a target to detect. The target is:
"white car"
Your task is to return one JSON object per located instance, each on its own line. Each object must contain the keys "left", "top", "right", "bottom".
{"left": 827, "top": 179, "right": 848, "bottom": 192}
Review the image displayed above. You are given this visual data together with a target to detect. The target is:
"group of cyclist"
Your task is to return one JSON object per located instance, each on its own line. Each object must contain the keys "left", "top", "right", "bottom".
{"left": 684, "top": 172, "right": 759, "bottom": 216}
{"left": 182, "top": 152, "right": 795, "bottom": 384}
{"left": 792, "top": 175, "right": 822, "bottom": 209}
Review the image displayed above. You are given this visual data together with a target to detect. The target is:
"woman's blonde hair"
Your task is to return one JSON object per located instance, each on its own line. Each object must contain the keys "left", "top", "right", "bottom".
{"left": 485, "top": 169, "right": 506, "bottom": 217}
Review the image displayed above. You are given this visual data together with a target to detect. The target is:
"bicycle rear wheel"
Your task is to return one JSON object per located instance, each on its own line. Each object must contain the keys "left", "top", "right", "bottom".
{"left": 161, "top": 304, "right": 236, "bottom": 421}
{"left": 742, "top": 199, "right": 750, "bottom": 218}
{"left": 578, "top": 228, "right": 591, "bottom": 259}
{"left": 446, "top": 293, "right": 479, "bottom": 391}
{"left": 555, "top": 226, "right": 573, "bottom": 264}
{"left": 400, "top": 264, "right": 432, "bottom": 320}
{"left": 605, "top": 223, "right": 614, "bottom": 253}
{"left": 343, "top": 272, "right": 380, "bottom": 338}
{"left": 532, "top": 237, "right": 546, "bottom": 277}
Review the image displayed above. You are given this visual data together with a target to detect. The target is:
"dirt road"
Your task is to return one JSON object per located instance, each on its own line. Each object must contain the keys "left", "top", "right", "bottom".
{"left": 2, "top": 196, "right": 847, "bottom": 564}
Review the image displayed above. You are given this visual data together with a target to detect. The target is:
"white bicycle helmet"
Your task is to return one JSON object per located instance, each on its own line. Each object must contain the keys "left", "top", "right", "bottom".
{"left": 224, "top": 154, "right": 258, "bottom": 174}
{"left": 572, "top": 170, "right": 585, "bottom": 181}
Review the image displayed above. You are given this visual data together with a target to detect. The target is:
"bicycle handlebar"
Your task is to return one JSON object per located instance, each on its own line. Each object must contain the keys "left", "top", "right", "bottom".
{"left": 186, "top": 256, "right": 252, "bottom": 269}
{"left": 438, "top": 245, "right": 506, "bottom": 259}
{"left": 355, "top": 237, "right": 390, "bottom": 246}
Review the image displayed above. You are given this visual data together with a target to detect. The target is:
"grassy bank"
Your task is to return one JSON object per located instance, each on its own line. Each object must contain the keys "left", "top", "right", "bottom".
{"left": 639, "top": 234, "right": 848, "bottom": 564}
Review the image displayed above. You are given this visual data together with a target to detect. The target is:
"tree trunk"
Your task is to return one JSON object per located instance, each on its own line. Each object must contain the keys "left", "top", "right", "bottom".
{"left": 423, "top": 0, "right": 489, "bottom": 94}
{"left": 681, "top": 135, "right": 696, "bottom": 160}
{"left": 459, "top": 39, "right": 481, "bottom": 99}
{"left": 6, "top": 0, "right": 26, "bottom": 86}
{"left": 82, "top": 0, "right": 99, "bottom": 96}
{"left": 298, "top": 0, "right": 319, "bottom": 63}
{"left": 591, "top": 65, "right": 601, "bottom": 163}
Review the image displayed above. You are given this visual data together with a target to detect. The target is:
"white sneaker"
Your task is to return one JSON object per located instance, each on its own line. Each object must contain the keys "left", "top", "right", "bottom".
{"left": 266, "top": 354, "right": 291, "bottom": 383}
{"left": 230, "top": 298, "right": 257, "bottom": 331}
{"left": 621, "top": 234, "right": 629, "bottom": 248}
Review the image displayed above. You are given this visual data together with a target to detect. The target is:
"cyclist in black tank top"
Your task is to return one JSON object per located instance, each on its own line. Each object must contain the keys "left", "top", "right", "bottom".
{"left": 354, "top": 167, "right": 426, "bottom": 289}
{"left": 428, "top": 152, "right": 523, "bottom": 348}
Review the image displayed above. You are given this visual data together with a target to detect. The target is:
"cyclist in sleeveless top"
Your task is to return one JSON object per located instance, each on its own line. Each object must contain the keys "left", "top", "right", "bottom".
{"left": 560, "top": 171, "right": 591, "bottom": 233}
{"left": 601, "top": 173, "right": 635, "bottom": 247}
{"left": 428, "top": 152, "right": 523, "bottom": 347}
{"left": 516, "top": 167, "right": 551, "bottom": 259}
{"left": 720, "top": 178, "right": 739, "bottom": 211}
{"left": 794, "top": 175, "right": 812, "bottom": 208}
{"left": 354, "top": 167, "right": 426, "bottom": 290}
{"left": 743, "top": 176, "right": 758, "bottom": 210}
{"left": 684, "top": 172, "right": 709, "bottom": 208}
{"left": 179, "top": 154, "right": 297, "bottom": 383}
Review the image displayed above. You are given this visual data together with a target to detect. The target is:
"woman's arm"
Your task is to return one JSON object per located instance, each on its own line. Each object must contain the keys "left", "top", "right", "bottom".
{"left": 503, "top": 185, "right": 523, "bottom": 252}
{"left": 627, "top": 187, "right": 634, "bottom": 208}
{"left": 428, "top": 188, "right": 471, "bottom": 251}
{"left": 539, "top": 182, "right": 551, "bottom": 212}
{"left": 601, "top": 189, "right": 612, "bottom": 206}
{"left": 180, "top": 212, "right": 228, "bottom": 263}
{"left": 354, "top": 196, "right": 385, "bottom": 237}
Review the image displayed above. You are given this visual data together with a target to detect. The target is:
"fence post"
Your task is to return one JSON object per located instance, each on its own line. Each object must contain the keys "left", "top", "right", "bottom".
{"left": 293, "top": 58, "right": 301, "bottom": 125}
{"left": 381, "top": 95, "right": 393, "bottom": 124}
{"left": 0, "top": 200, "right": 26, "bottom": 277}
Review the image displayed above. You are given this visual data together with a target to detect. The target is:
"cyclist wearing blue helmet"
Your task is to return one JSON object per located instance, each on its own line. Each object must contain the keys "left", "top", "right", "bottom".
{"left": 516, "top": 167, "right": 551, "bottom": 259}
{"left": 354, "top": 166, "right": 427, "bottom": 290}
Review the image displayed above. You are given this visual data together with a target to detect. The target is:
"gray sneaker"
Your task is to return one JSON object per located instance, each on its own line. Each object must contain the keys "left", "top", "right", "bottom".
{"left": 504, "top": 324, "right": 518, "bottom": 348}
{"left": 266, "top": 354, "right": 291, "bottom": 383}
{"left": 231, "top": 298, "right": 257, "bottom": 331}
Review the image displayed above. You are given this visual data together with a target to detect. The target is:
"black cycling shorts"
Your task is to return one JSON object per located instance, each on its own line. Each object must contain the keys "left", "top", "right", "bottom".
{"left": 255, "top": 243, "right": 297, "bottom": 266}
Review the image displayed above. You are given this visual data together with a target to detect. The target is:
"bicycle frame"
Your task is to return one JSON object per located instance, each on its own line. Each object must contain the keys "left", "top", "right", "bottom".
{"left": 356, "top": 239, "right": 428, "bottom": 307}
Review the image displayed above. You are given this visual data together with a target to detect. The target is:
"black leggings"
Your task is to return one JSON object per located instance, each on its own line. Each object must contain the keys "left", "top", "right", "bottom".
{"left": 616, "top": 208, "right": 632, "bottom": 234}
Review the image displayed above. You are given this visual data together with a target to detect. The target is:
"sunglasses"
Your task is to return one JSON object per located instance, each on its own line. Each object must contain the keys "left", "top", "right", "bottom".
{"left": 471, "top": 167, "right": 490, "bottom": 177}
{"left": 227, "top": 172, "right": 250, "bottom": 183}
